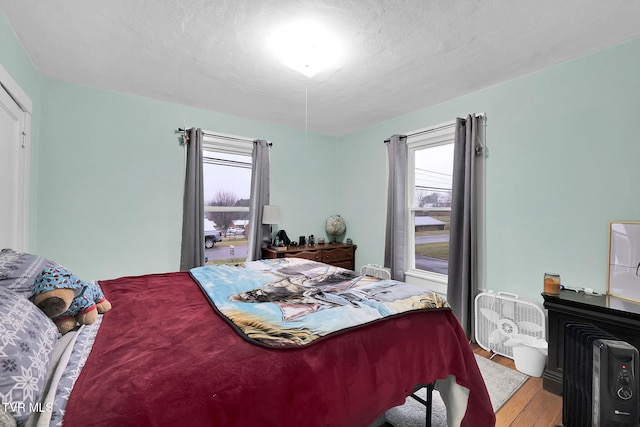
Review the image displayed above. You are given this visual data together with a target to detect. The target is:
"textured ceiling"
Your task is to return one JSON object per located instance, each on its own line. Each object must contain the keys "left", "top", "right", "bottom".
{"left": 2, "top": 0, "right": 640, "bottom": 136}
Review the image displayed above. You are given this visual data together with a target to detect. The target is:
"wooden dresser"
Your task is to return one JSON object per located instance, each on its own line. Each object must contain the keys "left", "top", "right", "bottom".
{"left": 261, "top": 243, "right": 356, "bottom": 270}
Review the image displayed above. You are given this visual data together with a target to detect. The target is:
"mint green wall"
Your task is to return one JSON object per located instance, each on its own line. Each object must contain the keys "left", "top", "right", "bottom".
{"left": 0, "top": 13, "right": 40, "bottom": 99}
{"left": 338, "top": 38, "right": 640, "bottom": 303}
{"left": 3, "top": 10, "right": 339, "bottom": 280}
{"left": 4, "top": 10, "right": 640, "bottom": 302}
{"left": 37, "top": 80, "right": 338, "bottom": 279}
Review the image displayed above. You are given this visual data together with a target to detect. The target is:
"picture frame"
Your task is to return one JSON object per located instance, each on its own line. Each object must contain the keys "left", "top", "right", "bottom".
{"left": 608, "top": 221, "right": 640, "bottom": 302}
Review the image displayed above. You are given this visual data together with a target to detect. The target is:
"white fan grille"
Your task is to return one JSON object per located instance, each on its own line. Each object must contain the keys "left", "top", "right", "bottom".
{"left": 360, "top": 264, "right": 391, "bottom": 280}
{"left": 474, "top": 291, "right": 546, "bottom": 359}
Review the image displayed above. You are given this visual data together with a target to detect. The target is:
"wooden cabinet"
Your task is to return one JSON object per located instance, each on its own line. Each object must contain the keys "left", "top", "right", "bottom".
{"left": 261, "top": 243, "right": 356, "bottom": 270}
{"left": 542, "top": 291, "right": 640, "bottom": 395}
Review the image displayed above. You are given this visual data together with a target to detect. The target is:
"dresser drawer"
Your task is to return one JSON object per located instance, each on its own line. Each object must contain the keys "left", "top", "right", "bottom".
{"left": 331, "top": 260, "right": 355, "bottom": 270}
{"left": 322, "top": 247, "right": 353, "bottom": 263}
{"left": 285, "top": 250, "right": 321, "bottom": 262}
{"left": 262, "top": 244, "right": 356, "bottom": 270}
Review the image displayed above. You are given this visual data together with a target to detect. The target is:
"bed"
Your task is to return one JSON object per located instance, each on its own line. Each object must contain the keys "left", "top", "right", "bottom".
{"left": 0, "top": 249, "right": 495, "bottom": 427}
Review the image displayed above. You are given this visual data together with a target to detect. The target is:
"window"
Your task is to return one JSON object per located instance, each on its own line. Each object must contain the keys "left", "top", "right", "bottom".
{"left": 202, "top": 133, "right": 253, "bottom": 264}
{"left": 405, "top": 121, "right": 456, "bottom": 291}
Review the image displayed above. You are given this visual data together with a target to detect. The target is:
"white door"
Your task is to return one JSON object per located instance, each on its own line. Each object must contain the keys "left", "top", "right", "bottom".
{"left": 0, "top": 84, "right": 26, "bottom": 250}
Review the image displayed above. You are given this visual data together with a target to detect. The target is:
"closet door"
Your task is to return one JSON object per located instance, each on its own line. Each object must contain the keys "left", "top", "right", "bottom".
{"left": 0, "top": 83, "right": 27, "bottom": 250}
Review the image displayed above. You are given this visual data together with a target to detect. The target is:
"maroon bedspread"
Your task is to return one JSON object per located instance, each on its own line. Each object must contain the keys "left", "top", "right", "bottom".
{"left": 63, "top": 271, "right": 494, "bottom": 427}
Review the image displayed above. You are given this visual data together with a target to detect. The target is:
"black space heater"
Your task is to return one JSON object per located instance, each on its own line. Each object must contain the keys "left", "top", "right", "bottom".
{"left": 562, "top": 323, "right": 639, "bottom": 427}
{"left": 592, "top": 339, "right": 639, "bottom": 427}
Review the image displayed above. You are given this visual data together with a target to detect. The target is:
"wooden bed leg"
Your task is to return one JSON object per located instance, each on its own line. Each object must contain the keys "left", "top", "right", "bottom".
{"left": 409, "top": 382, "right": 435, "bottom": 427}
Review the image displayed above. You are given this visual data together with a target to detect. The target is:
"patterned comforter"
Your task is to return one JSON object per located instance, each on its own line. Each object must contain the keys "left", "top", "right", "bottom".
{"left": 190, "top": 258, "right": 450, "bottom": 347}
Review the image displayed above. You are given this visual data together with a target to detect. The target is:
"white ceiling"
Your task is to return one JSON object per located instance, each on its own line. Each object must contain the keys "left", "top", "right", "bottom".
{"left": 2, "top": 0, "right": 640, "bottom": 136}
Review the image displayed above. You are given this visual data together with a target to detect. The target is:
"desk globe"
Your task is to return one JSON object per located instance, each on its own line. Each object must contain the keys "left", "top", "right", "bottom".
{"left": 325, "top": 215, "right": 346, "bottom": 244}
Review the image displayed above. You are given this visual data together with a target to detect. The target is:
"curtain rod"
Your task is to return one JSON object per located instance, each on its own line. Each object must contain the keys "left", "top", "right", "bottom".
{"left": 383, "top": 122, "right": 453, "bottom": 143}
{"left": 384, "top": 113, "right": 486, "bottom": 143}
{"left": 177, "top": 128, "right": 272, "bottom": 146}
{"left": 406, "top": 121, "right": 456, "bottom": 138}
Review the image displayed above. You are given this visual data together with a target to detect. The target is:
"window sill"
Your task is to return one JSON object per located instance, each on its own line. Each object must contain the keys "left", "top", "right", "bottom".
{"left": 404, "top": 269, "right": 448, "bottom": 296}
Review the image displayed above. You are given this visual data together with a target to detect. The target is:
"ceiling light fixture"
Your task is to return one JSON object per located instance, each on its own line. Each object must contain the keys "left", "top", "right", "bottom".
{"left": 270, "top": 21, "right": 342, "bottom": 78}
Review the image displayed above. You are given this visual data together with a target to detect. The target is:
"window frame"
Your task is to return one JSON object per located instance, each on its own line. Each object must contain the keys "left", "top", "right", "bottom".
{"left": 402, "top": 116, "right": 486, "bottom": 296}
{"left": 202, "top": 131, "right": 254, "bottom": 218}
{"left": 404, "top": 120, "right": 457, "bottom": 294}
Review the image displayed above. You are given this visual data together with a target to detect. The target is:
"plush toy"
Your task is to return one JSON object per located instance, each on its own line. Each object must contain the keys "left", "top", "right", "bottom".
{"left": 30, "top": 265, "right": 112, "bottom": 334}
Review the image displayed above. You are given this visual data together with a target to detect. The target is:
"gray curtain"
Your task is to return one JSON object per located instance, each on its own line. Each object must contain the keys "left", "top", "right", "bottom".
{"left": 180, "top": 128, "right": 204, "bottom": 270}
{"left": 246, "top": 139, "right": 271, "bottom": 261}
{"left": 447, "top": 115, "right": 484, "bottom": 339}
{"left": 384, "top": 134, "right": 408, "bottom": 281}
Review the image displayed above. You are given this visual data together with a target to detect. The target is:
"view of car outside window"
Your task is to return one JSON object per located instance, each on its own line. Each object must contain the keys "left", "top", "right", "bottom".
{"left": 203, "top": 150, "right": 251, "bottom": 264}
{"left": 413, "top": 143, "right": 454, "bottom": 275}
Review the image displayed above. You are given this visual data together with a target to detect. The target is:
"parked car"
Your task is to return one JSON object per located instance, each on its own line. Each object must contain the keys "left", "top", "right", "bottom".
{"left": 204, "top": 229, "right": 223, "bottom": 248}
{"left": 226, "top": 228, "right": 245, "bottom": 236}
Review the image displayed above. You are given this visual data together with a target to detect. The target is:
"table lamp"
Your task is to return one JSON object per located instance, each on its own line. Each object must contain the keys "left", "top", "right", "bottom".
{"left": 262, "top": 205, "right": 281, "bottom": 245}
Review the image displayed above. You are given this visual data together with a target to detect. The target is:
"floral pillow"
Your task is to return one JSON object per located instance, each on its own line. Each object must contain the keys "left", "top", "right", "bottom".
{"left": 0, "top": 287, "right": 58, "bottom": 426}
{"left": 0, "top": 249, "right": 55, "bottom": 297}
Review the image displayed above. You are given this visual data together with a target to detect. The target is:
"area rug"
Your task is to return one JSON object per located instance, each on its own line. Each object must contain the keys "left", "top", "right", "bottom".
{"left": 385, "top": 355, "right": 528, "bottom": 426}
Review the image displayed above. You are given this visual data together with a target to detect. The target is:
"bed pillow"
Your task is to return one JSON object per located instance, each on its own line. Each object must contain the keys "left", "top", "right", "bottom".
{"left": 0, "top": 405, "right": 16, "bottom": 427}
{"left": 0, "top": 287, "right": 59, "bottom": 426}
{"left": 0, "top": 249, "right": 55, "bottom": 297}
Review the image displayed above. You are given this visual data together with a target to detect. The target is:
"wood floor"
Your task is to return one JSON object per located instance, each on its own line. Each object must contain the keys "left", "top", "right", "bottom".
{"left": 473, "top": 344, "right": 563, "bottom": 426}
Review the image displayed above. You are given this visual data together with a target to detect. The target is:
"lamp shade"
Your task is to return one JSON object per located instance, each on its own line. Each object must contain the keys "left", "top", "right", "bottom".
{"left": 262, "top": 205, "right": 281, "bottom": 225}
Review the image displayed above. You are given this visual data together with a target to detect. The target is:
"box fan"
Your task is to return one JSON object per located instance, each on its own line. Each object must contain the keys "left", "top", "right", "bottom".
{"left": 474, "top": 291, "right": 546, "bottom": 359}
{"left": 359, "top": 264, "right": 391, "bottom": 280}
